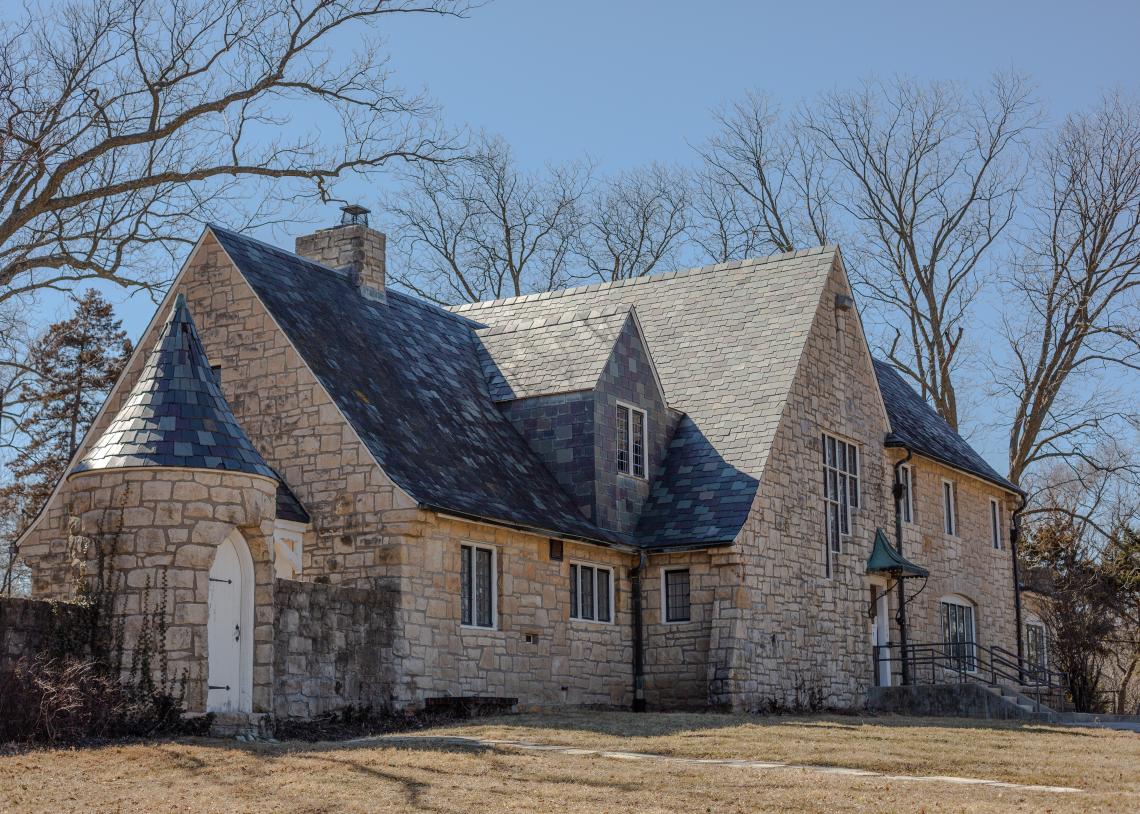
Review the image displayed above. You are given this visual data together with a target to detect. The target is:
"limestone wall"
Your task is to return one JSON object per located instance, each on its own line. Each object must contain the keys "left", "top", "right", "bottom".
{"left": 272, "top": 578, "right": 399, "bottom": 718}
{"left": 895, "top": 454, "right": 1018, "bottom": 659}
{"left": 18, "top": 232, "right": 421, "bottom": 594}
{"left": 391, "top": 514, "right": 635, "bottom": 709}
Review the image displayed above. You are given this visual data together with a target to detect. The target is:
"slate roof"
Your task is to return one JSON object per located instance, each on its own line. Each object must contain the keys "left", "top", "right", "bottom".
{"left": 275, "top": 481, "right": 311, "bottom": 524}
{"left": 475, "top": 305, "right": 634, "bottom": 401}
{"left": 872, "top": 359, "right": 1020, "bottom": 494}
{"left": 72, "top": 294, "right": 276, "bottom": 480}
{"left": 453, "top": 248, "right": 840, "bottom": 547}
{"left": 209, "top": 226, "right": 619, "bottom": 546}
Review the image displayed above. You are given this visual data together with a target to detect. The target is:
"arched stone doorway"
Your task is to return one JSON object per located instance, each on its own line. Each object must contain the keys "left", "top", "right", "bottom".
{"left": 207, "top": 530, "right": 255, "bottom": 713}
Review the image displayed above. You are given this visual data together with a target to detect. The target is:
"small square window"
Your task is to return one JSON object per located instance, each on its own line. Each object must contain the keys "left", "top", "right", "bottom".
{"left": 663, "top": 568, "right": 691, "bottom": 623}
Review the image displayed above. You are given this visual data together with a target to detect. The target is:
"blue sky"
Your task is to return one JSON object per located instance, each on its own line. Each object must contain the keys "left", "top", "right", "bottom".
{"left": 53, "top": 0, "right": 1140, "bottom": 470}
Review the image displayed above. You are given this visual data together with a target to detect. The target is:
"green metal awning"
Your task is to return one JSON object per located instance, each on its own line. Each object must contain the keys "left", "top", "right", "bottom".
{"left": 866, "top": 528, "right": 929, "bottom": 578}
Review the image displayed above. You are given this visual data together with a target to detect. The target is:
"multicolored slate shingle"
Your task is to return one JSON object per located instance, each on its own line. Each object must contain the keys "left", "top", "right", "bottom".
{"left": 71, "top": 294, "right": 276, "bottom": 481}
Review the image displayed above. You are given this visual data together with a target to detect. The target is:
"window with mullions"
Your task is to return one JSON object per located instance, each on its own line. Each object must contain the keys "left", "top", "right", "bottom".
{"left": 822, "top": 433, "right": 860, "bottom": 575}
{"left": 941, "top": 597, "right": 976, "bottom": 672}
{"left": 617, "top": 403, "right": 647, "bottom": 478}
{"left": 570, "top": 563, "right": 613, "bottom": 623}
{"left": 663, "top": 568, "right": 691, "bottom": 623}
{"left": 460, "top": 544, "right": 496, "bottom": 629}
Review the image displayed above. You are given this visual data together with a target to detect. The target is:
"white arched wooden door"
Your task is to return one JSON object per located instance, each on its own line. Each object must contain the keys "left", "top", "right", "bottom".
{"left": 207, "top": 532, "right": 254, "bottom": 713}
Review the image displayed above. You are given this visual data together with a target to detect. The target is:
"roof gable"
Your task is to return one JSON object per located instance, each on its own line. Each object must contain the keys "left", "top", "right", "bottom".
{"left": 208, "top": 226, "right": 618, "bottom": 545}
{"left": 453, "top": 248, "right": 841, "bottom": 546}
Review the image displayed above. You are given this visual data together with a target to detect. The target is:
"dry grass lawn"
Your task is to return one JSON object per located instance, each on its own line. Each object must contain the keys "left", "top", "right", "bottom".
{"left": 0, "top": 712, "right": 1135, "bottom": 813}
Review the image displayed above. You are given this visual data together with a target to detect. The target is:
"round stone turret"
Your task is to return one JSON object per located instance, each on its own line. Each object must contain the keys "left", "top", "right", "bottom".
{"left": 67, "top": 293, "right": 279, "bottom": 715}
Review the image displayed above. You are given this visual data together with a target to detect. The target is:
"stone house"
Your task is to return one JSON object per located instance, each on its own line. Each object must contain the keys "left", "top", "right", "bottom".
{"left": 14, "top": 209, "right": 1025, "bottom": 720}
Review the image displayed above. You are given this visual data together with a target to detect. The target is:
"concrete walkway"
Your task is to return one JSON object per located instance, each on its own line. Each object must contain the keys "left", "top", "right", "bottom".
{"left": 360, "top": 734, "right": 1083, "bottom": 795}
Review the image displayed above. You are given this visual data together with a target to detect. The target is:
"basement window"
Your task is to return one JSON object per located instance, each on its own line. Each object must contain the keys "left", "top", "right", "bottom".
{"left": 570, "top": 563, "right": 613, "bottom": 623}
{"left": 616, "top": 402, "right": 647, "bottom": 478}
{"left": 460, "top": 543, "right": 496, "bottom": 629}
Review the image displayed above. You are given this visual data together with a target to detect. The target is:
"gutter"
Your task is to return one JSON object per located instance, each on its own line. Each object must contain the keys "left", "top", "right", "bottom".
{"left": 424, "top": 505, "right": 635, "bottom": 552}
{"left": 892, "top": 447, "right": 914, "bottom": 685}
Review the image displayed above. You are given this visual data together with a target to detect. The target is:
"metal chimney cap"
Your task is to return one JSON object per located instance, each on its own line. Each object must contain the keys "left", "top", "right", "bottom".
{"left": 339, "top": 204, "right": 371, "bottom": 227}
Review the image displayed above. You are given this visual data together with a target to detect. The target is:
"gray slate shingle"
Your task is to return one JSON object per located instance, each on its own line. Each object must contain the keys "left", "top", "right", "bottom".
{"left": 476, "top": 306, "right": 633, "bottom": 401}
{"left": 72, "top": 294, "right": 276, "bottom": 480}
{"left": 210, "top": 227, "right": 618, "bottom": 546}
{"left": 872, "top": 359, "right": 1019, "bottom": 494}
{"left": 452, "top": 249, "right": 839, "bottom": 547}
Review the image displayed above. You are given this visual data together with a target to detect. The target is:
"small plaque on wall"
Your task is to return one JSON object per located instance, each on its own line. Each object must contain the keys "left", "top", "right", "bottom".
{"left": 549, "top": 539, "right": 564, "bottom": 561}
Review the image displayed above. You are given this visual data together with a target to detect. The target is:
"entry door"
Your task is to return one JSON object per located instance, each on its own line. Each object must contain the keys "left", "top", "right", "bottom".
{"left": 873, "top": 589, "right": 892, "bottom": 687}
{"left": 207, "top": 538, "right": 243, "bottom": 712}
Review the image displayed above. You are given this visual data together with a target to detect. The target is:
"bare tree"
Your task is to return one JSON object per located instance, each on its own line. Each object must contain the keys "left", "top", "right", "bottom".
{"left": 0, "top": 0, "right": 465, "bottom": 305}
{"left": 803, "top": 75, "right": 1037, "bottom": 430}
{"left": 386, "top": 134, "right": 590, "bottom": 303}
{"left": 1000, "top": 94, "right": 1140, "bottom": 491}
{"left": 693, "top": 92, "right": 834, "bottom": 262}
{"left": 577, "top": 163, "right": 689, "bottom": 282}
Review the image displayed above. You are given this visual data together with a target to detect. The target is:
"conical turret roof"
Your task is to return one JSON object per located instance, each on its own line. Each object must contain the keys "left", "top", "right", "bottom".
{"left": 72, "top": 294, "right": 276, "bottom": 480}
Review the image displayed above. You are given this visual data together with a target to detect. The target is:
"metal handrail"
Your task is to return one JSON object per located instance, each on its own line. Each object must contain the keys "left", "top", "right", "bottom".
{"left": 872, "top": 640, "right": 1070, "bottom": 713}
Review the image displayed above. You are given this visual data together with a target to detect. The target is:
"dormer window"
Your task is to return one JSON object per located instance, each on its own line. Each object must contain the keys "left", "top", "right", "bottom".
{"left": 617, "top": 402, "right": 647, "bottom": 478}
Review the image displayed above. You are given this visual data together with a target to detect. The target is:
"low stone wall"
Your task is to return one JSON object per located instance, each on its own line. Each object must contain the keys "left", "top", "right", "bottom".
{"left": 273, "top": 578, "right": 398, "bottom": 719}
{"left": 0, "top": 596, "right": 90, "bottom": 670}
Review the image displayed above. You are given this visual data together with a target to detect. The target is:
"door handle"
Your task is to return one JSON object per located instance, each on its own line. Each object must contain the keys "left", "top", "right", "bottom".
{"left": 234, "top": 624, "right": 240, "bottom": 642}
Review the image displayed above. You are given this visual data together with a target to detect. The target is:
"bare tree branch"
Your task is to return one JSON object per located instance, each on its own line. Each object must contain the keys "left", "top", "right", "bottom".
{"left": 0, "top": 0, "right": 467, "bottom": 305}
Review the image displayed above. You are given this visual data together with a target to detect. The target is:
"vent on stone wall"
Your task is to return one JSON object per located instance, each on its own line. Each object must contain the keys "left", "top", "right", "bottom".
{"left": 548, "top": 539, "right": 563, "bottom": 561}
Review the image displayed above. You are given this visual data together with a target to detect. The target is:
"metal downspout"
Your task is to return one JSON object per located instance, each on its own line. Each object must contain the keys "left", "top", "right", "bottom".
{"left": 893, "top": 447, "right": 914, "bottom": 685}
{"left": 1010, "top": 493, "right": 1028, "bottom": 682}
{"left": 631, "top": 551, "right": 648, "bottom": 712}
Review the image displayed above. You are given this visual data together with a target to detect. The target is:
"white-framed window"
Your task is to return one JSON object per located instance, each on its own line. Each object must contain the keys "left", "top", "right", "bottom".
{"left": 990, "top": 498, "right": 1002, "bottom": 550}
{"left": 460, "top": 543, "right": 497, "bottom": 629}
{"left": 570, "top": 562, "right": 614, "bottom": 623}
{"left": 822, "top": 433, "right": 860, "bottom": 574}
{"left": 617, "top": 402, "right": 647, "bottom": 478}
{"left": 940, "top": 596, "right": 976, "bottom": 672}
{"left": 662, "top": 568, "right": 691, "bottom": 623}
{"left": 942, "top": 479, "right": 958, "bottom": 537}
{"left": 899, "top": 463, "right": 914, "bottom": 524}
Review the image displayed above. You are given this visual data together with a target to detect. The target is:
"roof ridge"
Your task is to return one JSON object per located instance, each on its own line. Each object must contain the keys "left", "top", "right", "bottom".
{"left": 450, "top": 245, "right": 838, "bottom": 313}
{"left": 474, "top": 303, "right": 632, "bottom": 336}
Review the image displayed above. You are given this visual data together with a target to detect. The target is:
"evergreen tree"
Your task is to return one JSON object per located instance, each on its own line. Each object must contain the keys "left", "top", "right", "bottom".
{"left": 0, "top": 290, "right": 131, "bottom": 592}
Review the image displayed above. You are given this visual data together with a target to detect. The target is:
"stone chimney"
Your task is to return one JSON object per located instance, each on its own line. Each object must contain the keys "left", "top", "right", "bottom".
{"left": 295, "top": 204, "right": 386, "bottom": 302}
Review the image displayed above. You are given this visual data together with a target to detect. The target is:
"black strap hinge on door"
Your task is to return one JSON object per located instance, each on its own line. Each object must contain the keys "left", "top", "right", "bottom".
{"left": 209, "top": 577, "right": 232, "bottom": 584}
{"left": 207, "top": 685, "right": 231, "bottom": 691}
